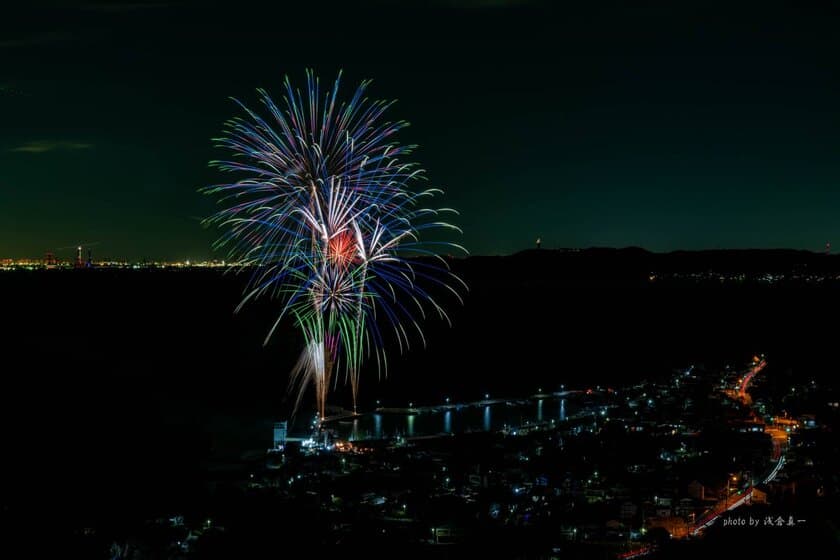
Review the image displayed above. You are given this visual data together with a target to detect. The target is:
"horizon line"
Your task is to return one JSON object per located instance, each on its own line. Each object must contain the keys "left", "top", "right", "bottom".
{"left": 1, "top": 245, "right": 836, "bottom": 263}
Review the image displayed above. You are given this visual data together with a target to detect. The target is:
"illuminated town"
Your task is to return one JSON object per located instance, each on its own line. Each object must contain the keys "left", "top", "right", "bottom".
{"left": 58, "top": 352, "right": 833, "bottom": 556}
{"left": 0, "top": 252, "right": 229, "bottom": 270}
{"left": 3, "top": 250, "right": 837, "bottom": 557}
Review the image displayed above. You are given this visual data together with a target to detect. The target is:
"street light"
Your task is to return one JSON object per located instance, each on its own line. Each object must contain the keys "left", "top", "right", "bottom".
{"left": 726, "top": 475, "right": 738, "bottom": 508}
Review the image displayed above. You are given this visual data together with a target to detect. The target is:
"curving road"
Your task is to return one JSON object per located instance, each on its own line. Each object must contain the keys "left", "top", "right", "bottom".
{"left": 690, "top": 358, "right": 785, "bottom": 536}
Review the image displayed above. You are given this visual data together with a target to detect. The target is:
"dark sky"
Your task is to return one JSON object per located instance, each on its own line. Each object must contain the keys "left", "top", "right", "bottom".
{"left": 2, "top": 1, "right": 840, "bottom": 259}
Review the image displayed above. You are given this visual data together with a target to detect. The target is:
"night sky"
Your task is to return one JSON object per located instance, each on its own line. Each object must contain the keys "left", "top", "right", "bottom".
{"left": 2, "top": 1, "right": 840, "bottom": 259}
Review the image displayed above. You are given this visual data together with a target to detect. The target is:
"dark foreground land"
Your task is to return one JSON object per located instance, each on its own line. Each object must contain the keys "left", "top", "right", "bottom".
{"left": 1, "top": 248, "right": 839, "bottom": 558}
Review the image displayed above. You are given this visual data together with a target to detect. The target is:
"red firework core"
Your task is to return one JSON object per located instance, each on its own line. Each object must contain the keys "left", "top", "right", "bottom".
{"left": 328, "top": 230, "right": 358, "bottom": 267}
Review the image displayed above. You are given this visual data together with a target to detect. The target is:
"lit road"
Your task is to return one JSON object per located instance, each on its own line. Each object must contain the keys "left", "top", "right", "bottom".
{"left": 736, "top": 357, "right": 766, "bottom": 402}
{"left": 763, "top": 454, "right": 785, "bottom": 484}
{"left": 690, "top": 358, "right": 786, "bottom": 536}
{"left": 691, "top": 451, "right": 786, "bottom": 535}
{"left": 617, "top": 545, "right": 657, "bottom": 559}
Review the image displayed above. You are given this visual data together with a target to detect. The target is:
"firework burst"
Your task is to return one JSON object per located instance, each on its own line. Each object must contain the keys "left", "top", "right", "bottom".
{"left": 203, "top": 71, "right": 466, "bottom": 419}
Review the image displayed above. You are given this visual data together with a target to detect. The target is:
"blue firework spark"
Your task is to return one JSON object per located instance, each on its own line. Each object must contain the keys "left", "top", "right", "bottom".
{"left": 202, "top": 71, "right": 466, "bottom": 418}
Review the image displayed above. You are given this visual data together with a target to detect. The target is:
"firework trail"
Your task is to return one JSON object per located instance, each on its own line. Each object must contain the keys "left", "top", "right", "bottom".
{"left": 203, "top": 71, "right": 466, "bottom": 419}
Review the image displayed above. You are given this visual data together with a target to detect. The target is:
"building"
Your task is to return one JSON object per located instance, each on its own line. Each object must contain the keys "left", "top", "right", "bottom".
{"left": 620, "top": 501, "right": 638, "bottom": 521}
{"left": 273, "top": 421, "right": 287, "bottom": 450}
{"left": 687, "top": 480, "right": 705, "bottom": 501}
